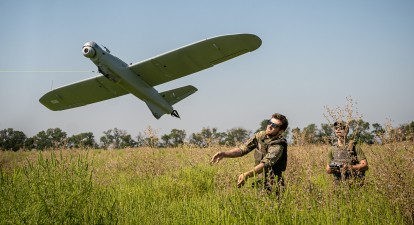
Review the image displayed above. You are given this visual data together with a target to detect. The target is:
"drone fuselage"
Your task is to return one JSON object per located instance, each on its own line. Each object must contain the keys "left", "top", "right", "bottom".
{"left": 82, "top": 42, "right": 173, "bottom": 118}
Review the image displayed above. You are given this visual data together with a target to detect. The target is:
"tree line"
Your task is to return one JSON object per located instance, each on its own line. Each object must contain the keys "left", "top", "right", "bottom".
{"left": 1, "top": 119, "right": 413, "bottom": 151}
{"left": 0, "top": 126, "right": 253, "bottom": 151}
{"left": 291, "top": 119, "right": 414, "bottom": 145}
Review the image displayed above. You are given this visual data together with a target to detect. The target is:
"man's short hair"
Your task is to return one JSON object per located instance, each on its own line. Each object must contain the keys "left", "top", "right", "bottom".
{"left": 272, "top": 113, "right": 288, "bottom": 131}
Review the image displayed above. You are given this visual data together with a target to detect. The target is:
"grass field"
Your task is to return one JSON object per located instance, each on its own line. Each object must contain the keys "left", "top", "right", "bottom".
{"left": 1, "top": 143, "right": 413, "bottom": 224}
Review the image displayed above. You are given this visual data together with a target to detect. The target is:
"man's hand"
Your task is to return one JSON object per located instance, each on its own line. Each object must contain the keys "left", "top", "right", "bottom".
{"left": 210, "top": 152, "right": 224, "bottom": 164}
{"left": 340, "top": 163, "right": 351, "bottom": 173}
{"left": 237, "top": 173, "right": 247, "bottom": 188}
{"left": 326, "top": 164, "right": 333, "bottom": 174}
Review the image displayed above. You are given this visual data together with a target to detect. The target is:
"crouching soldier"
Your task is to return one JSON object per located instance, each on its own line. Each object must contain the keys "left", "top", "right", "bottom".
{"left": 326, "top": 121, "right": 369, "bottom": 185}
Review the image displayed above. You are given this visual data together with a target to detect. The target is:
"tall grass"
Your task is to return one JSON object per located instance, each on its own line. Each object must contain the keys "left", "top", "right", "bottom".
{"left": 1, "top": 143, "right": 412, "bottom": 224}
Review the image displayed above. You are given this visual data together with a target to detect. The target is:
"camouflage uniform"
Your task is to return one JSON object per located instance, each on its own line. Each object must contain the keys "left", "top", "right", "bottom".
{"left": 239, "top": 131, "right": 287, "bottom": 192}
{"left": 327, "top": 141, "right": 367, "bottom": 181}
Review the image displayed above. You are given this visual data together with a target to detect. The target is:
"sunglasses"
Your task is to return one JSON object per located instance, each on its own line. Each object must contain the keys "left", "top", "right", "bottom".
{"left": 267, "top": 120, "right": 281, "bottom": 129}
{"left": 335, "top": 125, "right": 346, "bottom": 130}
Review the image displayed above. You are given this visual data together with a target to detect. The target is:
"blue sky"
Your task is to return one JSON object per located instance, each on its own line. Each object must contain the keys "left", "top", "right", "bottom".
{"left": 1, "top": 0, "right": 413, "bottom": 139}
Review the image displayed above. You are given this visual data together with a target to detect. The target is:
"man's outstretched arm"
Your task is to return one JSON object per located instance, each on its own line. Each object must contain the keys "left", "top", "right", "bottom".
{"left": 210, "top": 148, "right": 243, "bottom": 164}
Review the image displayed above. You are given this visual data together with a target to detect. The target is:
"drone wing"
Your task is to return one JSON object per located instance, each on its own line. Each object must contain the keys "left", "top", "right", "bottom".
{"left": 39, "top": 75, "right": 128, "bottom": 111}
{"left": 129, "top": 33, "right": 261, "bottom": 86}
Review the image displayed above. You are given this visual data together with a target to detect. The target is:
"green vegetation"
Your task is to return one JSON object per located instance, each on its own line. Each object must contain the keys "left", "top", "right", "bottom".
{"left": 1, "top": 143, "right": 413, "bottom": 224}
{"left": 2, "top": 119, "right": 414, "bottom": 151}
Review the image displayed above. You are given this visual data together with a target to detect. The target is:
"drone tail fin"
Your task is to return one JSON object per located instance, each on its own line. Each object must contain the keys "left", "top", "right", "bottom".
{"left": 160, "top": 85, "right": 198, "bottom": 106}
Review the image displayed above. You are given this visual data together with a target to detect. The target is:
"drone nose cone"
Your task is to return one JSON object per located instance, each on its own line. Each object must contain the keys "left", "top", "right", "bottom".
{"left": 82, "top": 46, "right": 95, "bottom": 58}
{"left": 82, "top": 41, "right": 98, "bottom": 58}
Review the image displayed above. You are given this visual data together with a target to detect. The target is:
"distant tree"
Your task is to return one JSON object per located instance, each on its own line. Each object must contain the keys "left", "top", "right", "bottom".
{"left": 372, "top": 123, "right": 385, "bottom": 143}
{"left": 189, "top": 127, "right": 226, "bottom": 147}
{"left": 302, "top": 124, "right": 318, "bottom": 144}
{"left": 349, "top": 119, "right": 373, "bottom": 144}
{"left": 100, "top": 129, "right": 114, "bottom": 149}
{"left": 49, "top": 128, "right": 67, "bottom": 149}
{"left": 144, "top": 136, "right": 159, "bottom": 148}
{"left": 0, "top": 128, "right": 27, "bottom": 151}
{"left": 291, "top": 127, "right": 302, "bottom": 145}
{"left": 67, "top": 132, "right": 96, "bottom": 149}
{"left": 224, "top": 127, "right": 250, "bottom": 146}
{"left": 34, "top": 130, "right": 52, "bottom": 150}
{"left": 160, "top": 129, "right": 186, "bottom": 147}
{"left": 136, "top": 132, "right": 145, "bottom": 147}
{"left": 390, "top": 122, "right": 414, "bottom": 142}
{"left": 189, "top": 128, "right": 213, "bottom": 147}
{"left": 34, "top": 128, "right": 67, "bottom": 150}
{"left": 112, "top": 128, "right": 124, "bottom": 148}
{"left": 169, "top": 129, "right": 186, "bottom": 147}
{"left": 119, "top": 133, "right": 137, "bottom": 148}
{"left": 212, "top": 130, "right": 227, "bottom": 146}
{"left": 24, "top": 137, "right": 36, "bottom": 150}
{"left": 291, "top": 124, "right": 319, "bottom": 144}
{"left": 100, "top": 128, "right": 135, "bottom": 149}
{"left": 386, "top": 126, "right": 405, "bottom": 143}
{"left": 318, "top": 123, "right": 334, "bottom": 144}
{"left": 143, "top": 126, "right": 159, "bottom": 148}
{"left": 189, "top": 132, "right": 205, "bottom": 148}
{"left": 407, "top": 121, "right": 414, "bottom": 141}
{"left": 200, "top": 127, "right": 214, "bottom": 146}
{"left": 160, "top": 134, "right": 171, "bottom": 147}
